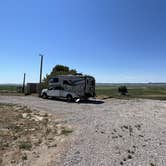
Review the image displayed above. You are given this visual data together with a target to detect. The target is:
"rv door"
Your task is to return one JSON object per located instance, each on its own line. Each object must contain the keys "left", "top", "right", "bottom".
{"left": 47, "top": 87, "right": 60, "bottom": 97}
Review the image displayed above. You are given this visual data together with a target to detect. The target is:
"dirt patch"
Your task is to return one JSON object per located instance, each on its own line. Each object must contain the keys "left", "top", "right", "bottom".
{"left": 0, "top": 103, "right": 73, "bottom": 166}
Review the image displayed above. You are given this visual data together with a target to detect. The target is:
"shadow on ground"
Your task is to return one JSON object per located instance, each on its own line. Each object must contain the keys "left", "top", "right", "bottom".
{"left": 48, "top": 98, "right": 104, "bottom": 104}
{"left": 78, "top": 99, "right": 104, "bottom": 104}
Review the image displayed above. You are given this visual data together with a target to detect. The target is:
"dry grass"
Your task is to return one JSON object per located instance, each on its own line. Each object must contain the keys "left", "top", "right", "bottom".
{"left": 0, "top": 103, "right": 73, "bottom": 165}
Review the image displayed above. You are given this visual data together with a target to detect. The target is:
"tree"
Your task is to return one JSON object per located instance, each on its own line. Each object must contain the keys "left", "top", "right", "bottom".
{"left": 42, "top": 65, "right": 78, "bottom": 87}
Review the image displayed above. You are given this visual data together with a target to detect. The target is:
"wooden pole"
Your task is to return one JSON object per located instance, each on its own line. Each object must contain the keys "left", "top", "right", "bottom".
{"left": 39, "top": 54, "right": 43, "bottom": 84}
{"left": 39, "top": 54, "right": 44, "bottom": 96}
{"left": 22, "top": 73, "right": 26, "bottom": 93}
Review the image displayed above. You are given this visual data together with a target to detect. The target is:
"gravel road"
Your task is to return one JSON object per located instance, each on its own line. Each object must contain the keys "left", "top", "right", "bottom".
{"left": 0, "top": 96, "right": 166, "bottom": 166}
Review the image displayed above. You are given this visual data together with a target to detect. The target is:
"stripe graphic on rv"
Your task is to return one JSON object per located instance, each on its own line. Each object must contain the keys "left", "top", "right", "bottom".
{"left": 68, "top": 79, "right": 85, "bottom": 86}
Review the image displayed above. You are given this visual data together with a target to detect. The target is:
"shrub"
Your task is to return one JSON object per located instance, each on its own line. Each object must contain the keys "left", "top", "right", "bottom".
{"left": 118, "top": 86, "right": 128, "bottom": 96}
{"left": 61, "top": 127, "right": 73, "bottom": 136}
{"left": 19, "top": 141, "right": 32, "bottom": 150}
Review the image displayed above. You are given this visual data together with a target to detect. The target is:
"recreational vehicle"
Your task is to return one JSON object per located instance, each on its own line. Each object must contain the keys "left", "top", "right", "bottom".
{"left": 41, "top": 75, "right": 95, "bottom": 101}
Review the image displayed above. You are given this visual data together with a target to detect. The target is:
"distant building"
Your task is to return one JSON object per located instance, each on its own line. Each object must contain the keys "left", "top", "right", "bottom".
{"left": 26, "top": 83, "right": 39, "bottom": 94}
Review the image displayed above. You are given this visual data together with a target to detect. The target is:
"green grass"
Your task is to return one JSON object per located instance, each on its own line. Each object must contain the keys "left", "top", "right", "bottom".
{"left": 18, "top": 141, "right": 32, "bottom": 150}
{"left": 0, "top": 85, "right": 18, "bottom": 92}
{"left": 61, "top": 128, "right": 73, "bottom": 136}
{"left": 96, "top": 84, "right": 166, "bottom": 100}
{"left": 1, "top": 84, "right": 166, "bottom": 100}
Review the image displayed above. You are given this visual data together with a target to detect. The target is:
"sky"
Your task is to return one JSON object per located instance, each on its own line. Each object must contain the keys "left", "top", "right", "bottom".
{"left": 0, "top": 0, "right": 166, "bottom": 83}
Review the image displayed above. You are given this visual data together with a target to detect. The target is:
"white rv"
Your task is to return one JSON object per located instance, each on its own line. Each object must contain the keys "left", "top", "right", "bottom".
{"left": 41, "top": 75, "right": 95, "bottom": 101}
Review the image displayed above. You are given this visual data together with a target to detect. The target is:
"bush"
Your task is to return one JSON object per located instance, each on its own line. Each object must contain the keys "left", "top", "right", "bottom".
{"left": 61, "top": 127, "right": 73, "bottom": 136}
{"left": 19, "top": 141, "right": 32, "bottom": 150}
{"left": 118, "top": 86, "right": 128, "bottom": 96}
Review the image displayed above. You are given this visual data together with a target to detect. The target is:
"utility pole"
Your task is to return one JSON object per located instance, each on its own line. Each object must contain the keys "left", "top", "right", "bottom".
{"left": 39, "top": 54, "right": 44, "bottom": 96}
{"left": 39, "top": 54, "right": 43, "bottom": 84}
{"left": 22, "top": 73, "right": 26, "bottom": 93}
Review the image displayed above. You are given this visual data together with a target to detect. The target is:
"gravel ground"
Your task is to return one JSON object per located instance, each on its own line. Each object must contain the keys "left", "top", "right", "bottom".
{"left": 0, "top": 96, "right": 166, "bottom": 166}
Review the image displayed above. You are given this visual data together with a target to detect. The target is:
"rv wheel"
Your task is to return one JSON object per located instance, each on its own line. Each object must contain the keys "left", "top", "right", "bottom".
{"left": 42, "top": 93, "right": 48, "bottom": 99}
{"left": 66, "top": 94, "right": 73, "bottom": 102}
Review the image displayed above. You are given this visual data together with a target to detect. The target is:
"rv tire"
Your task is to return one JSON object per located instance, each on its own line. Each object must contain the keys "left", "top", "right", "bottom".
{"left": 66, "top": 94, "right": 73, "bottom": 102}
{"left": 42, "top": 93, "right": 48, "bottom": 99}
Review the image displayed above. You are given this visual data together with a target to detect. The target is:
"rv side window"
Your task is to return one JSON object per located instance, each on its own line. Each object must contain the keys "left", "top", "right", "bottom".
{"left": 63, "top": 80, "right": 70, "bottom": 85}
{"left": 53, "top": 78, "right": 59, "bottom": 83}
{"left": 54, "top": 86, "right": 64, "bottom": 90}
{"left": 91, "top": 80, "right": 95, "bottom": 86}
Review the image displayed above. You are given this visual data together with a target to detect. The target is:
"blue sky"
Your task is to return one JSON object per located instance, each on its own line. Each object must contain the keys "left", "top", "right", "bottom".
{"left": 0, "top": 0, "right": 166, "bottom": 83}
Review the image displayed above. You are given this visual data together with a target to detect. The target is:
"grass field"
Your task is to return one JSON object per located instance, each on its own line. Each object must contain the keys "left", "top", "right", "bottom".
{"left": 96, "top": 84, "right": 166, "bottom": 100}
{"left": 0, "top": 84, "right": 18, "bottom": 92}
{"left": 1, "top": 84, "right": 166, "bottom": 100}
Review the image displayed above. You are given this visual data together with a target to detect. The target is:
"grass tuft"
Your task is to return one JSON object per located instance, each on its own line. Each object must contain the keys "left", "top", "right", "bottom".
{"left": 61, "top": 128, "right": 73, "bottom": 136}
{"left": 18, "top": 141, "right": 32, "bottom": 150}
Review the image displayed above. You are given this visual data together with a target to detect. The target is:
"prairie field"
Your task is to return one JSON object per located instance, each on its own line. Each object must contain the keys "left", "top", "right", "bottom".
{"left": 96, "top": 83, "right": 166, "bottom": 100}
{"left": 1, "top": 83, "right": 166, "bottom": 100}
{"left": 0, "top": 85, "right": 18, "bottom": 92}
